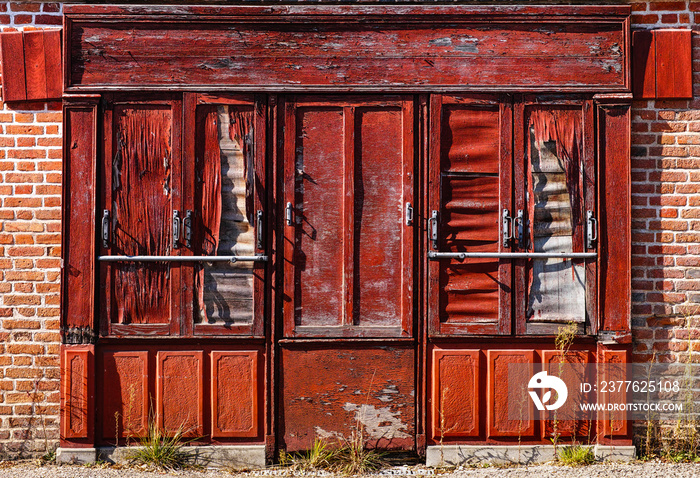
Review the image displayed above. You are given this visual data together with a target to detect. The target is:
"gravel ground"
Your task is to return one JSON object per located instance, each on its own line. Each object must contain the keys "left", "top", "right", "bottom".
{"left": 1, "top": 461, "right": 700, "bottom": 478}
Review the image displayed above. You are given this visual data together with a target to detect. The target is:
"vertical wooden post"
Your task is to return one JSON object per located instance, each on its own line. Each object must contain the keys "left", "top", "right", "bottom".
{"left": 60, "top": 95, "right": 99, "bottom": 453}
{"left": 61, "top": 94, "right": 99, "bottom": 343}
{"left": 596, "top": 97, "right": 632, "bottom": 337}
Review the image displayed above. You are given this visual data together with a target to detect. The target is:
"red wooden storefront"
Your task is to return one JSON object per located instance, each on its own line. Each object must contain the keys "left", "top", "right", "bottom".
{"left": 59, "top": 5, "right": 632, "bottom": 463}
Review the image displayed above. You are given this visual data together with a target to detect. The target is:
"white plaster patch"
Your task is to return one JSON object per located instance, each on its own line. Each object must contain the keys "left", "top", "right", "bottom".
{"left": 342, "top": 403, "right": 411, "bottom": 440}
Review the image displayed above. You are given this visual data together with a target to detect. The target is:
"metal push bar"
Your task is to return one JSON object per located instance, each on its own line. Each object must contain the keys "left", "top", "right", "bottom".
{"left": 428, "top": 252, "right": 597, "bottom": 260}
{"left": 98, "top": 255, "right": 268, "bottom": 263}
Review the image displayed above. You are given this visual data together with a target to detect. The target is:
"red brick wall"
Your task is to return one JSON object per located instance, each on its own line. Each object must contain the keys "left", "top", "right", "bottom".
{"left": 629, "top": 0, "right": 700, "bottom": 365}
{"left": 0, "top": 1, "right": 63, "bottom": 459}
{"left": 0, "top": 0, "right": 699, "bottom": 459}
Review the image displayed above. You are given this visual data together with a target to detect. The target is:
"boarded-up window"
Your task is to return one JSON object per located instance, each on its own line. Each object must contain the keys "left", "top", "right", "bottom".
{"left": 526, "top": 107, "right": 586, "bottom": 324}
{"left": 195, "top": 106, "right": 255, "bottom": 326}
{"left": 191, "top": 95, "right": 266, "bottom": 337}
{"left": 514, "top": 99, "right": 596, "bottom": 335}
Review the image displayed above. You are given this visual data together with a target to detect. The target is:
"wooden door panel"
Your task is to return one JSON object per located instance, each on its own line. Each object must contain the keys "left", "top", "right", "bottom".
{"left": 283, "top": 97, "right": 413, "bottom": 337}
{"left": 294, "top": 106, "right": 346, "bottom": 329}
{"left": 101, "top": 97, "right": 182, "bottom": 336}
{"left": 430, "top": 349, "right": 481, "bottom": 439}
{"left": 354, "top": 106, "right": 406, "bottom": 327}
{"left": 487, "top": 349, "right": 535, "bottom": 438}
{"left": 429, "top": 95, "right": 512, "bottom": 336}
{"left": 112, "top": 105, "right": 173, "bottom": 325}
{"left": 441, "top": 106, "right": 500, "bottom": 174}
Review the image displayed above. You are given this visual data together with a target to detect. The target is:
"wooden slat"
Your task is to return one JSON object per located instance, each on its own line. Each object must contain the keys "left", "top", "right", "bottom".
{"left": 43, "top": 30, "right": 63, "bottom": 99}
{"left": 342, "top": 105, "right": 355, "bottom": 327}
{"left": 0, "top": 32, "right": 26, "bottom": 101}
{"left": 100, "top": 350, "right": 149, "bottom": 440}
{"left": 211, "top": 350, "right": 261, "bottom": 438}
{"left": 632, "top": 30, "right": 655, "bottom": 99}
{"left": 23, "top": 30, "right": 48, "bottom": 100}
{"left": 156, "top": 351, "right": 204, "bottom": 437}
{"left": 65, "top": 4, "right": 631, "bottom": 17}
{"left": 65, "top": 10, "right": 629, "bottom": 91}
{"left": 655, "top": 29, "right": 692, "bottom": 99}
{"left": 583, "top": 99, "right": 597, "bottom": 334}
{"left": 598, "top": 103, "right": 631, "bottom": 333}
{"left": 62, "top": 97, "right": 98, "bottom": 343}
{"left": 431, "top": 349, "right": 480, "bottom": 439}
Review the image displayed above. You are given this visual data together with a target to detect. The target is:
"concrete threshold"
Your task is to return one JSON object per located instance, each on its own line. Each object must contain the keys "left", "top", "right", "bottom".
{"left": 57, "top": 445, "right": 266, "bottom": 469}
{"left": 425, "top": 444, "right": 636, "bottom": 466}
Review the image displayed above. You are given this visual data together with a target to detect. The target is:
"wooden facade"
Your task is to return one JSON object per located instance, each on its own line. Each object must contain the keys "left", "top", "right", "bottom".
{"left": 60, "top": 5, "right": 633, "bottom": 458}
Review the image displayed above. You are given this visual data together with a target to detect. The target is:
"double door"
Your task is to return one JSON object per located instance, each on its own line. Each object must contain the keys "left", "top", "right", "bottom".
{"left": 97, "top": 93, "right": 596, "bottom": 449}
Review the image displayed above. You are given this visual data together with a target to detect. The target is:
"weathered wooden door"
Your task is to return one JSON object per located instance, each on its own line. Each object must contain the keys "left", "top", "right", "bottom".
{"left": 99, "top": 96, "right": 183, "bottom": 336}
{"left": 280, "top": 96, "right": 416, "bottom": 451}
{"left": 282, "top": 96, "right": 414, "bottom": 338}
{"left": 427, "top": 94, "right": 513, "bottom": 336}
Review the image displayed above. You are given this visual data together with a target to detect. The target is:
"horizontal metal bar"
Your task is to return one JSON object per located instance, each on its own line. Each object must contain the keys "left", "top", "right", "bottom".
{"left": 428, "top": 251, "right": 597, "bottom": 260}
{"left": 98, "top": 255, "right": 268, "bottom": 263}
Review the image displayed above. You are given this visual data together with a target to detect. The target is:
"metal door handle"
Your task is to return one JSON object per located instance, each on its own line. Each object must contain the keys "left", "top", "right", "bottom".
{"left": 587, "top": 210, "right": 598, "bottom": 250}
{"left": 183, "top": 210, "right": 193, "bottom": 248}
{"left": 102, "top": 210, "right": 110, "bottom": 249}
{"left": 429, "top": 210, "right": 438, "bottom": 250}
{"left": 256, "top": 210, "right": 264, "bottom": 249}
{"left": 515, "top": 209, "right": 525, "bottom": 249}
{"left": 172, "top": 210, "right": 181, "bottom": 249}
{"left": 286, "top": 202, "right": 293, "bottom": 226}
{"left": 405, "top": 202, "right": 414, "bottom": 226}
{"left": 502, "top": 209, "right": 513, "bottom": 248}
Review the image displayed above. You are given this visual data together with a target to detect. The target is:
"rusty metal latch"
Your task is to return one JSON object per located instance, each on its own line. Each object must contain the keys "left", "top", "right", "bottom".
{"left": 256, "top": 210, "right": 264, "bottom": 249}
{"left": 405, "top": 202, "right": 414, "bottom": 226}
{"left": 429, "top": 251, "right": 597, "bottom": 260}
{"left": 286, "top": 202, "right": 293, "bottom": 226}
{"left": 587, "top": 210, "right": 598, "bottom": 250}
{"left": 429, "top": 210, "right": 438, "bottom": 250}
{"left": 183, "top": 210, "right": 193, "bottom": 248}
{"left": 102, "top": 210, "right": 110, "bottom": 249}
{"left": 172, "top": 210, "right": 181, "bottom": 249}
{"left": 502, "top": 209, "right": 513, "bottom": 248}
